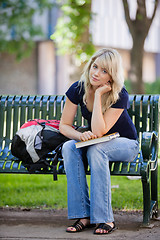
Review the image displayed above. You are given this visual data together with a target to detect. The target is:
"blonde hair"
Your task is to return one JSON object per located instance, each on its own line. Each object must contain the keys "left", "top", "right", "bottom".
{"left": 79, "top": 48, "right": 124, "bottom": 113}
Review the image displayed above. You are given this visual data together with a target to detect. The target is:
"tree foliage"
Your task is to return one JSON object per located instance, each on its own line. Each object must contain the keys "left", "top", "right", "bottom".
{"left": 50, "top": 0, "right": 95, "bottom": 63}
{"left": 0, "top": 0, "right": 55, "bottom": 60}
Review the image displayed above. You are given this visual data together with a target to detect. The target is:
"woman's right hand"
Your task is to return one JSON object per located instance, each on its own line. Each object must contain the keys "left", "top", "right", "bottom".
{"left": 95, "top": 81, "right": 112, "bottom": 96}
{"left": 79, "top": 131, "right": 97, "bottom": 142}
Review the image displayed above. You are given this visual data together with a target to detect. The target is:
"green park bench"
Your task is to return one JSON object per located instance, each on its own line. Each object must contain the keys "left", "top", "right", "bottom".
{"left": 0, "top": 94, "right": 159, "bottom": 226}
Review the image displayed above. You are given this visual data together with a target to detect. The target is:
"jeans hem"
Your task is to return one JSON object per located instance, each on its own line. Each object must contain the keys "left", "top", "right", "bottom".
{"left": 68, "top": 215, "right": 90, "bottom": 220}
{"left": 90, "top": 218, "right": 114, "bottom": 224}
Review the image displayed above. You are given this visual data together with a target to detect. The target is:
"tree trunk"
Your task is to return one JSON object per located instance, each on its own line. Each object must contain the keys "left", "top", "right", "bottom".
{"left": 122, "top": 0, "right": 159, "bottom": 94}
{"left": 129, "top": 36, "right": 145, "bottom": 94}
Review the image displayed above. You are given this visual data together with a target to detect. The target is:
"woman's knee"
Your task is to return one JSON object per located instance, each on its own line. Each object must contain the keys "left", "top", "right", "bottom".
{"left": 87, "top": 143, "right": 103, "bottom": 156}
{"left": 62, "top": 140, "right": 83, "bottom": 164}
{"left": 62, "top": 140, "right": 76, "bottom": 153}
{"left": 87, "top": 144, "right": 104, "bottom": 166}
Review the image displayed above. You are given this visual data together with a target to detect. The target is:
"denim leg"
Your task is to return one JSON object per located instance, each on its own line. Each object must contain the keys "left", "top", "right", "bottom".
{"left": 87, "top": 138, "right": 139, "bottom": 224}
{"left": 100, "top": 138, "right": 139, "bottom": 163}
{"left": 87, "top": 144, "right": 114, "bottom": 224}
{"left": 62, "top": 140, "right": 90, "bottom": 219}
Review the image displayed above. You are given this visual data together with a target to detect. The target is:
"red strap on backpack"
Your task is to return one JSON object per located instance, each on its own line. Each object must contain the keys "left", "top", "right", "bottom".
{"left": 20, "top": 119, "right": 60, "bottom": 130}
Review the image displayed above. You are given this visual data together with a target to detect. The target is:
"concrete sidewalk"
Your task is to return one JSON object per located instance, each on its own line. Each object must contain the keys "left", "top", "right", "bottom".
{"left": 0, "top": 208, "right": 160, "bottom": 240}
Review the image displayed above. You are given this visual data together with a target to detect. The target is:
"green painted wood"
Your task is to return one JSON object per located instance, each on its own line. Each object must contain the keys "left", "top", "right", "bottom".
{"left": 12, "top": 96, "right": 22, "bottom": 136}
{"left": 55, "top": 95, "right": 64, "bottom": 120}
{"left": 47, "top": 95, "right": 57, "bottom": 119}
{"left": 20, "top": 96, "right": 29, "bottom": 126}
{"left": 34, "top": 96, "right": 43, "bottom": 119}
{"left": 141, "top": 95, "right": 149, "bottom": 132}
{"left": 134, "top": 95, "right": 142, "bottom": 135}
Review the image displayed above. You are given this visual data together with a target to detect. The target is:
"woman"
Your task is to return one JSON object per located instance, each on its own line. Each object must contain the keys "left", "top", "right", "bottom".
{"left": 59, "top": 48, "right": 139, "bottom": 235}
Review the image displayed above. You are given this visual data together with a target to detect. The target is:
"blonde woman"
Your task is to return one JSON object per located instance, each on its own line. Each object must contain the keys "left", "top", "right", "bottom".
{"left": 59, "top": 48, "right": 139, "bottom": 235}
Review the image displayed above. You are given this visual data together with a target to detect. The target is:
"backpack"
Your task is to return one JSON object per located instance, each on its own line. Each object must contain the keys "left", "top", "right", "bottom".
{"left": 11, "top": 119, "right": 70, "bottom": 180}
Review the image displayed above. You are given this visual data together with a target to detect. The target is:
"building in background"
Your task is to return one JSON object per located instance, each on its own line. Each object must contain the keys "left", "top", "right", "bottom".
{"left": 0, "top": 0, "right": 160, "bottom": 95}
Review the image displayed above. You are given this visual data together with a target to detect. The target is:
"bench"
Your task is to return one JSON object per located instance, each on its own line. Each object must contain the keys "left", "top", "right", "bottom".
{"left": 0, "top": 94, "right": 159, "bottom": 226}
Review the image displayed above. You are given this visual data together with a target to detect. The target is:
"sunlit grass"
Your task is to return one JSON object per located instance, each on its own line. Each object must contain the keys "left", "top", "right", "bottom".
{"left": 0, "top": 162, "right": 159, "bottom": 210}
{"left": 0, "top": 174, "right": 68, "bottom": 209}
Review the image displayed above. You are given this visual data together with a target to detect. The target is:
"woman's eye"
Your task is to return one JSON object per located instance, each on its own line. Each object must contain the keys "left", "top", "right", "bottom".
{"left": 93, "top": 65, "right": 97, "bottom": 69}
{"left": 102, "top": 69, "right": 107, "bottom": 74}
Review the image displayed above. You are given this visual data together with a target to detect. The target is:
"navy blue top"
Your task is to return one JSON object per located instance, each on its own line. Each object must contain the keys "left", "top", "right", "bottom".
{"left": 66, "top": 81, "right": 138, "bottom": 140}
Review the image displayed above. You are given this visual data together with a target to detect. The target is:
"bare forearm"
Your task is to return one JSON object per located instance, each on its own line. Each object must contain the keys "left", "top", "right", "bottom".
{"left": 59, "top": 98, "right": 97, "bottom": 142}
{"left": 91, "top": 92, "right": 107, "bottom": 137}
{"left": 59, "top": 124, "right": 81, "bottom": 141}
{"left": 60, "top": 123, "right": 97, "bottom": 142}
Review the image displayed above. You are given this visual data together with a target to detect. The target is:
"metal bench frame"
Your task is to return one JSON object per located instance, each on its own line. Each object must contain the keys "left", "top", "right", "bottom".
{"left": 0, "top": 94, "right": 159, "bottom": 226}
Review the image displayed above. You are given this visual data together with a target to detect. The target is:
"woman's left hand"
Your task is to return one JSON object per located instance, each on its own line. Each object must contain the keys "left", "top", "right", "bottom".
{"left": 79, "top": 131, "right": 97, "bottom": 142}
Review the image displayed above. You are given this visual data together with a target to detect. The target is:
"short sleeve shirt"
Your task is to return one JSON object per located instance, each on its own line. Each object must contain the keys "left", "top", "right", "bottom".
{"left": 66, "top": 81, "right": 138, "bottom": 140}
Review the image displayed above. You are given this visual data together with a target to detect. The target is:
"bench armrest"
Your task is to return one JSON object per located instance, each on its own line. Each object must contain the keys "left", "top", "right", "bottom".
{"left": 141, "top": 131, "right": 158, "bottom": 162}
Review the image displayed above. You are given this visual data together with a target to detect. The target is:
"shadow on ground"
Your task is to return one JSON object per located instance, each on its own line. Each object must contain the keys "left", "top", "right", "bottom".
{"left": 0, "top": 208, "right": 160, "bottom": 240}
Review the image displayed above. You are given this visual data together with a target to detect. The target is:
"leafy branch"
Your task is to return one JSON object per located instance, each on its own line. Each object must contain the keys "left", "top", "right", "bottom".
{"left": 50, "top": 0, "right": 95, "bottom": 62}
{"left": 0, "top": 0, "right": 55, "bottom": 60}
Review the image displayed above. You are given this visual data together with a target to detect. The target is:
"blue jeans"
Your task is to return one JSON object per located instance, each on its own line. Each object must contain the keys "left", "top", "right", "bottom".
{"left": 62, "top": 137, "right": 139, "bottom": 224}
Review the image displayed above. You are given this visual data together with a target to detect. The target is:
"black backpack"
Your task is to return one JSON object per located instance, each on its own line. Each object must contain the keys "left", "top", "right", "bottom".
{"left": 11, "top": 119, "right": 69, "bottom": 180}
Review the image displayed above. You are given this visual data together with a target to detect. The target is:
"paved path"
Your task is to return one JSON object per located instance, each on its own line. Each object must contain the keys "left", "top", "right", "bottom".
{"left": 0, "top": 208, "right": 160, "bottom": 240}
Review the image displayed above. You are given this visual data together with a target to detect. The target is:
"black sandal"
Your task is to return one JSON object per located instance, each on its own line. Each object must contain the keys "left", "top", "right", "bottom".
{"left": 66, "top": 219, "right": 96, "bottom": 233}
{"left": 94, "top": 222, "right": 117, "bottom": 235}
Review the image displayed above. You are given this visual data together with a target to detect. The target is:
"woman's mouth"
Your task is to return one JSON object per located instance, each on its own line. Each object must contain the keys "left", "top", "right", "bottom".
{"left": 92, "top": 76, "right": 99, "bottom": 82}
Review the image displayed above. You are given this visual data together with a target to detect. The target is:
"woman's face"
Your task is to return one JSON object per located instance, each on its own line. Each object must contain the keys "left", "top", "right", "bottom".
{"left": 89, "top": 57, "right": 112, "bottom": 89}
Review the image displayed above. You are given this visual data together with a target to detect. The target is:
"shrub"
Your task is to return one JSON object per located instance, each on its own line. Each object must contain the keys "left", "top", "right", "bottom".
{"left": 124, "top": 78, "right": 160, "bottom": 94}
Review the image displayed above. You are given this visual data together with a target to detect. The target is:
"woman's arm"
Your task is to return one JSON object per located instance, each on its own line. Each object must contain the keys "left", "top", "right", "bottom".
{"left": 59, "top": 97, "right": 97, "bottom": 141}
{"left": 91, "top": 85, "right": 124, "bottom": 137}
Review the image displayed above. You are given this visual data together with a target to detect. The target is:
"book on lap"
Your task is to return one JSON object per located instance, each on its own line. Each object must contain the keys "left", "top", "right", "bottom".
{"left": 75, "top": 132, "right": 120, "bottom": 148}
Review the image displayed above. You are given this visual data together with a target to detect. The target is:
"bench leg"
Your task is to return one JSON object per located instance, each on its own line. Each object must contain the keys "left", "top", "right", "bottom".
{"left": 141, "top": 178, "right": 151, "bottom": 226}
{"left": 151, "top": 166, "right": 158, "bottom": 219}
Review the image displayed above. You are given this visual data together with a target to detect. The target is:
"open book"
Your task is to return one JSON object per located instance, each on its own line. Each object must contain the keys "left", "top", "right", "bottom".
{"left": 75, "top": 132, "right": 120, "bottom": 148}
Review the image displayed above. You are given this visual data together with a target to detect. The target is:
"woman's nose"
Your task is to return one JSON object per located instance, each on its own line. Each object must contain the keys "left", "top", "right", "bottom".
{"left": 94, "top": 69, "right": 100, "bottom": 76}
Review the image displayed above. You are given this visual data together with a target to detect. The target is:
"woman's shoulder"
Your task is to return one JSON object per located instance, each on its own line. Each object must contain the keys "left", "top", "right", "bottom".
{"left": 111, "top": 86, "right": 130, "bottom": 109}
{"left": 69, "top": 80, "right": 79, "bottom": 88}
{"left": 67, "top": 80, "right": 84, "bottom": 91}
{"left": 65, "top": 81, "right": 84, "bottom": 105}
{"left": 119, "top": 86, "right": 129, "bottom": 99}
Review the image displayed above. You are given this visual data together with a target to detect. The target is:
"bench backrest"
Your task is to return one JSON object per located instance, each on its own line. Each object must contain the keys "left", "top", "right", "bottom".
{"left": 0, "top": 94, "right": 159, "bottom": 158}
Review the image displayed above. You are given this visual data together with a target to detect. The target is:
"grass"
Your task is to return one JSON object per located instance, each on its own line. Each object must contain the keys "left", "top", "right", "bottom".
{"left": 0, "top": 162, "right": 160, "bottom": 210}
{"left": 0, "top": 174, "right": 68, "bottom": 209}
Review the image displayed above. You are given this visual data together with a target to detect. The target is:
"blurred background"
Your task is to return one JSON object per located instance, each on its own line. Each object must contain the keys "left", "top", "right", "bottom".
{"left": 0, "top": 0, "right": 160, "bottom": 95}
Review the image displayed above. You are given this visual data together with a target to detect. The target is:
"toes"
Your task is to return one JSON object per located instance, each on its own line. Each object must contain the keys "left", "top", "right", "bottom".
{"left": 95, "top": 227, "right": 109, "bottom": 234}
{"left": 67, "top": 227, "right": 76, "bottom": 232}
{"left": 95, "top": 228, "right": 108, "bottom": 234}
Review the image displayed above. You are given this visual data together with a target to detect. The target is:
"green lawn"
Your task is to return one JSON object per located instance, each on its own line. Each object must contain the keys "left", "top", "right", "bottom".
{"left": 0, "top": 163, "right": 159, "bottom": 210}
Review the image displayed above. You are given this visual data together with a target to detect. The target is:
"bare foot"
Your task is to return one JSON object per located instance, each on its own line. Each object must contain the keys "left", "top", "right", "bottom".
{"left": 94, "top": 222, "right": 114, "bottom": 234}
{"left": 66, "top": 218, "right": 90, "bottom": 232}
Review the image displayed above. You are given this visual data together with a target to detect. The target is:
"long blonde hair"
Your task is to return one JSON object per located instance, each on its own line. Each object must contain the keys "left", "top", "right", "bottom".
{"left": 79, "top": 48, "right": 124, "bottom": 113}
